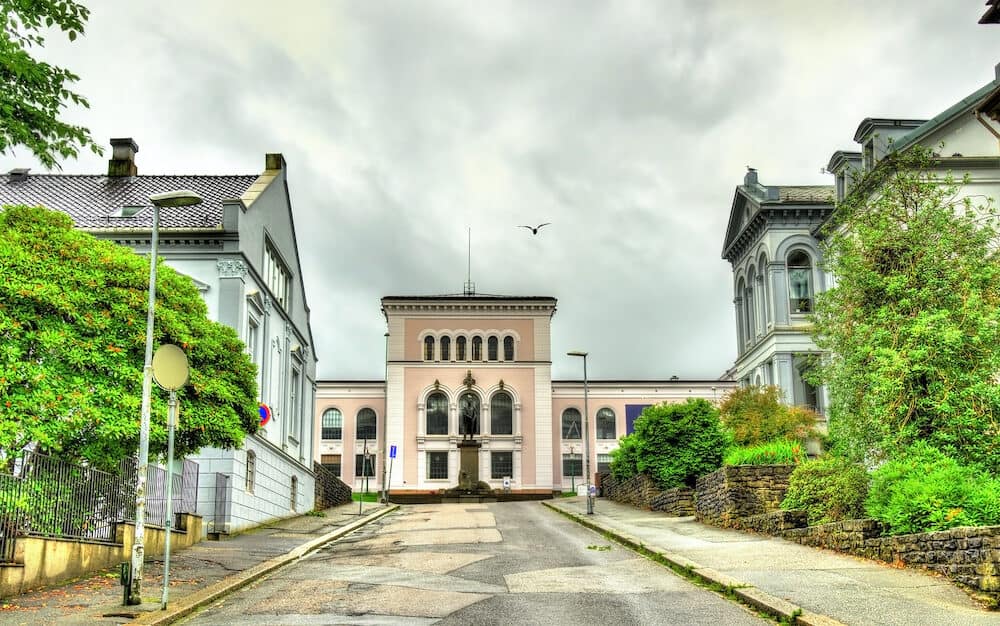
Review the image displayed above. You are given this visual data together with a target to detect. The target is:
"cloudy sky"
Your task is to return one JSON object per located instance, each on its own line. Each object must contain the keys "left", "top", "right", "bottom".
{"left": 2, "top": 1, "right": 998, "bottom": 380}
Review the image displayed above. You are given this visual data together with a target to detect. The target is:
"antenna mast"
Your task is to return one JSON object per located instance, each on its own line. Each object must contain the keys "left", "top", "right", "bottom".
{"left": 463, "top": 227, "right": 475, "bottom": 295}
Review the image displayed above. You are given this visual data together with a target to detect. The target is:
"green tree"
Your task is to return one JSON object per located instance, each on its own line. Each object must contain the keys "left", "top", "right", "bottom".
{"left": 0, "top": 205, "right": 258, "bottom": 471}
{"left": 813, "top": 148, "right": 1000, "bottom": 473}
{"left": 631, "top": 399, "right": 728, "bottom": 489}
{"left": 718, "top": 385, "right": 819, "bottom": 446}
{"left": 1, "top": 0, "right": 102, "bottom": 168}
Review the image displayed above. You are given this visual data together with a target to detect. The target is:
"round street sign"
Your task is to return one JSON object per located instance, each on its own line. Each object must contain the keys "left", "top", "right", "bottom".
{"left": 259, "top": 403, "right": 272, "bottom": 427}
{"left": 152, "top": 344, "right": 190, "bottom": 391}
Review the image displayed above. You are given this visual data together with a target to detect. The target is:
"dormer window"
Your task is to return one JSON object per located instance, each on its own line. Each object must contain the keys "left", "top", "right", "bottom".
{"left": 863, "top": 141, "right": 874, "bottom": 171}
{"left": 111, "top": 205, "right": 144, "bottom": 218}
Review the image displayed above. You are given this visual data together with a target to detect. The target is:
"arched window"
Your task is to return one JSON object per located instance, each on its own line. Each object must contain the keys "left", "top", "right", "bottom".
{"left": 758, "top": 253, "right": 770, "bottom": 328}
{"left": 245, "top": 450, "right": 256, "bottom": 493}
{"left": 596, "top": 408, "right": 616, "bottom": 440}
{"left": 321, "top": 408, "right": 342, "bottom": 440}
{"left": 472, "top": 336, "right": 483, "bottom": 361}
{"left": 487, "top": 336, "right": 498, "bottom": 361}
{"left": 440, "top": 336, "right": 451, "bottom": 361}
{"left": 491, "top": 392, "right": 513, "bottom": 435}
{"left": 561, "top": 408, "right": 582, "bottom": 440}
{"left": 423, "top": 336, "right": 435, "bottom": 361}
{"left": 787, "top": 250, "right": 814, "bottom": 313}
{"left": 456, "top": 336, "right": 467, "bottom": 360}
{"left": 458, "top": 392, "right": 480, "bottom": 436}
{"left": 357, "top": 408, "right": 377, "bottom": 440}
{"left": 746, "top": 267, "right": 757, "bottom": 340}
{"left": 426, "top": 391, "right": 449, "bottom": 435}
{"left": 290, "top": 476, "right": 298, "bottom": 511}
{"left": 503, "top": 336, "right": 514, "bottom": 361}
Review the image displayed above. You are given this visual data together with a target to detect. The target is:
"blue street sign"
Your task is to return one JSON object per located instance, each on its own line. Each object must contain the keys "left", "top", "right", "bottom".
{"left": 390, "top": 444, "right": 397, "bottom": 459}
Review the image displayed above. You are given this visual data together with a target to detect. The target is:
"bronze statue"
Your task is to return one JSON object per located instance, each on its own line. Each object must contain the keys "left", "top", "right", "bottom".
{"left": 460, "top": 393, "right": 479, "bottom": 438}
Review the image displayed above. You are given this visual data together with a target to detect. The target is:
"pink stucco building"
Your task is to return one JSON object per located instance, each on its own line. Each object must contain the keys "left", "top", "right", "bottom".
{"left": 314, "top": 293, "right": 734, "bottom": 498}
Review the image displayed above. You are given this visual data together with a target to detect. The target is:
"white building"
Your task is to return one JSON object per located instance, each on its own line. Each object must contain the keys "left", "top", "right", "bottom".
{"left": 1, "top": 139, "right": 318, "bottom": 535}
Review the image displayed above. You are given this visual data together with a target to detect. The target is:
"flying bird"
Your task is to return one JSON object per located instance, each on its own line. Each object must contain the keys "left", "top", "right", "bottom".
{"left": 519, "top": 223, "right": 551, "bottom": 235}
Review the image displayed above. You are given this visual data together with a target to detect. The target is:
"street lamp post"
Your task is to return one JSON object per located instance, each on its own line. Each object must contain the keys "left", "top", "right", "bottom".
{"left": 567, "top": 351, "right": 593, "bottom": 515}
{"left": 127, "top": 190, "right": 202, "bottom": 606}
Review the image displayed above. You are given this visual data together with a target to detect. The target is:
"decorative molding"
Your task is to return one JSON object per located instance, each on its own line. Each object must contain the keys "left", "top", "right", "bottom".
{"left": 217, "top": 259, "right": 248, "bottom": 279}
{"left": 463, "top": 370, "right": 476, "bottom": 389}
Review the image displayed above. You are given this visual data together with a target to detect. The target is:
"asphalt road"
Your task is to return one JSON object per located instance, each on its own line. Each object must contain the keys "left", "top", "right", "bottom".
{"left": 179, "top": 501, "right": 770, "bottom": 625}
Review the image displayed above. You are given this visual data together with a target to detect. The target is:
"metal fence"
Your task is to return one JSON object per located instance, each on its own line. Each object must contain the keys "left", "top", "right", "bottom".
{"left": 0, "top": 452, "right": 198, "bottom": 564}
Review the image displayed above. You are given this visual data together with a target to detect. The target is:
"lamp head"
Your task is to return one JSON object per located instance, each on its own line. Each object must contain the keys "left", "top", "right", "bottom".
{"left": 567, "top": 350, "right": 588, "bottom": 358}
{"left": 149, "top": 190, "right": 203, "bottom": 208}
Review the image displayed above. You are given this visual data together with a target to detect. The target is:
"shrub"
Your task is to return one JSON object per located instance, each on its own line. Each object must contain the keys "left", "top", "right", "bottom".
{"left": 724, "top": 439, "right": 807, "bottom": 467}
{"left": 632, "top": 399, "right": 728, "bottom": 489}
{"left": 865, "top": 442, "right": 1000, "bottom": 535}
{"left": 719, "top": 385, "right": 819, "bottom": 446}
{"left": 609, "top": 433, "right": 639, "bottom": 482}
{"left": 781, "top": 456, "right": 869, "bottom": 525}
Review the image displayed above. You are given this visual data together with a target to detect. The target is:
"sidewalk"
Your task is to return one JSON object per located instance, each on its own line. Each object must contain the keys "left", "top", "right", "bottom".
{"left": 545, "top": 498, "right": 998, "bottom": 626}
{"left": 0, "top": 502, "right": 395, "bottom": 626}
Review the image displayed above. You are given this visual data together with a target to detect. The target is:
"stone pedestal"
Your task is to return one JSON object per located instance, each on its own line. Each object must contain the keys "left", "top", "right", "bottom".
{"left": 458, "top": 439, "right": 482, "bottom": 490}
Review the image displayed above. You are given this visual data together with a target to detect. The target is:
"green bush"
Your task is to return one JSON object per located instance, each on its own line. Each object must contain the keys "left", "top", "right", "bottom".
{"left": 724, "top": 439, "right": 807, "bottom": 467}
{"left": 719, "top": 385, "right": 819, "bottom": 446}
{"left": 781, "top": 456, "right": 869, "bottom": 525}
{"left": 609, "top": 433, "right": 639, "bottom": 482}
{"left": 865, "top": 442, "right": 1000, "bottom": 535}
{"left": 632, "top": 399, "right": 728, "bottom": 489}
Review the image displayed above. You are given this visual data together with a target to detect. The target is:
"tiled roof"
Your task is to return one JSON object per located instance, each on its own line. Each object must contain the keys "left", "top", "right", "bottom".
{"left": 775, "top": 186, "right": 834, "bottom": 203}
{"left": 0, "top": 174, "right": 258, "bottom": 229}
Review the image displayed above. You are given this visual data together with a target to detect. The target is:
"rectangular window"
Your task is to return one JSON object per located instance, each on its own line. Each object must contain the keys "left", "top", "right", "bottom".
{"left": 264, "top": 241, "right": 292, "bottom": 309}
{"left": 355, "top": 454, "right": 376, "bottom": 477}
{"left": 321, "top": 454, "right": 341, "bottom": 476}
{"left": 562, "top": 453, "right": 582, "bottom": 478}
{"left": 491, "top": 452, "right": 513, "bottom": 479}
{"left": 597, "top": 454, "right": 612, "bottom": 474}
{"left": 289, "top": 368, "right": 301, "bottom": 440}
{"left": 427, "top": 451, "right": 449, "bottom": 479}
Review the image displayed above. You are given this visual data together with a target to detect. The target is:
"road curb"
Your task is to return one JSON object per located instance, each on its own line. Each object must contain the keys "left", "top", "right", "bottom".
{"left": 541, "top": 501, "right": 845, "bottom": 626}
{"left": 128, "top": 505, "right": 398, "bottom": 626}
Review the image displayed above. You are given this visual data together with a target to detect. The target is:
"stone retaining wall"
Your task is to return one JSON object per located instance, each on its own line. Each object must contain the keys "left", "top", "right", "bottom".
{"left": 694, "top": 465, "right": 795, "bottom": 527}
{"left": 313, "top": 462, "right": 352, "bottom": 509}
{"left": 600, "top": 473, "right": 694, "bottom": 516}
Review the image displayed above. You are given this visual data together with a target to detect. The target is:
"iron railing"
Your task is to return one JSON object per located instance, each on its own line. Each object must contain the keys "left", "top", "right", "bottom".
{"left": 0, "top": 452, "right": 198, "bottom": 563}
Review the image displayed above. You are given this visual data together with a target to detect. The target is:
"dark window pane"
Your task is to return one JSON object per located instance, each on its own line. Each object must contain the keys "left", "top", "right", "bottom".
{"left": 472, "top": 336, "right": 482, "bottom": 360}
{"left": 596, "top": 408, "right": 616, "bottom": 439}
{"left": 491, "top": 452, "right": 513, "bottom": 479}
{"left": 561, "top": 408, "right": 582, "bottom": 439}
{"left": 503, "top": 336, "right": 514, "bottom": 361}
{"left": 357, "top": 408, "right": 377, "bottom": 440}
{"left": 562, "top": 454, "right": 582, "bottom": 477}
{"left": 322, "top": 408, "right": 343, "bottom": 440}
{"left": 355, "top": 454, "right": 376, "bottom": 477}
{"left": 440, "top": 336, "right": 451, "bottom": 361}
{"left": 321, "top": 454, "right": 341, "bottom": 476}
{"left": 426, "top": 392, "right": 449, "bottom": 435}
{"left": 491, "top": 392, "right": 513, "bottom": 435}
{"left": 428, "top": 452, "right": 449, "bottom": 479}
{"left": 424, "top": 336, "right": 435, "bottom": 360}
{"left": 456, "top": 336, "right": 467, "bottom": 360}
{"left": 487, "top": 336, "right": 498, "bottom": 361}
{"left": 597, "top": 454, "right": 612, "bottom": 474}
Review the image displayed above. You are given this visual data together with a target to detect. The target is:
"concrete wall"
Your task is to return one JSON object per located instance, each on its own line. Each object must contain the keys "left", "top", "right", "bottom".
{"left": 0, "top": 514, "right": 202, "bottom": 600}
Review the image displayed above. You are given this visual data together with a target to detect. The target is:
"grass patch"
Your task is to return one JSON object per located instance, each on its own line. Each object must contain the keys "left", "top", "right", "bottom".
{"left": 586, "top": 544, "right": 612, "bottom": 551}
{"left": 305, "top": 510, "right": 326, "bottom": 517}
{"left": 351, "top": 492, "right": 379, "bottom": 503}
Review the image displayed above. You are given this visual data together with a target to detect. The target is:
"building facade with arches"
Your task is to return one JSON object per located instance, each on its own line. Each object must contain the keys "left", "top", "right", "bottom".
{"left": 720, "top": 169, "right": 834, "bottom": 420}
{"left": 314, "top": 294, "right": 733, "bottom": 496}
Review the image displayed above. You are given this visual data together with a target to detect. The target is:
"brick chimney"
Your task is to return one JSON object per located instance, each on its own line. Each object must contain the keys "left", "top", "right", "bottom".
{"left": 108, "top": 138, "right": 139, "bottom": 177}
